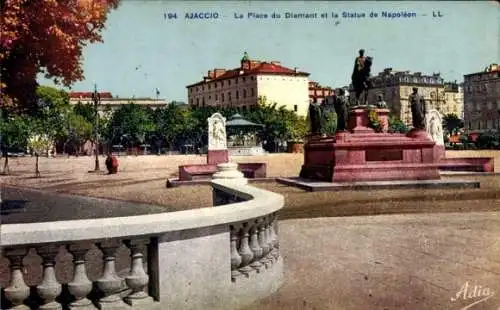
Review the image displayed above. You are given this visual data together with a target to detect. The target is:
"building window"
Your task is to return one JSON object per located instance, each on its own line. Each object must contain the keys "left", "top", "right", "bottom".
{"left": 222, "top": 93, "right": 224, "bottom": 102}
{"left": 202, "top": 98, "right": 206, "bottom": 106}
{"left": 228, "top": 80, "right": 231, "bottom": 86}
{"left": 242, "top": 77, "right": 246, "bottom": 82}
{"left": 190, "top": 88, "right": 193, "bottom": 93}
{"left": 215, "top": 94, "right": 218, "bottom": 100}
{"left": 294, "top": 105, "right": 298, "bottom": 112}
{"left": 190, "top": 98, "right": 193, "bottom": 105}
{"left": 208, "top": 84, "right": 211, "bottom": 89}
{"left": 215, "top": 83, "right": 217, "bottom": 89}
{"left": 228, "top": 92, "right": 231, "bottom": 100}
{"left": 209, "top": 95, "right": 211, "bottom": 99}
{"left": 243, "top": 89, "right": 247, "bottom": 98}
{"left": 236, "top": 91, "right": 239, "bottom": 99}
{"left": 196, "top": 98, "right": 199, "bottom": 105}
{"left": 251, "top": 88, "right": 254, "bottom": 96}
{"left": 236, "top": 79, "right": 239, "bottom": 84}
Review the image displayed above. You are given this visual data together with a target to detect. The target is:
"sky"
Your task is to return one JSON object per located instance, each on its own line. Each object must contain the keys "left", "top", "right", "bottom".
{"left": 38, "top": 1, "right": 499, "bottom": 102}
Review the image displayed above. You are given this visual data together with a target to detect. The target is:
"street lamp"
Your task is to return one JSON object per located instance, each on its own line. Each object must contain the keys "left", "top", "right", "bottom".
{"left": 91, "top": 84, "right": 101, "bottom": 172}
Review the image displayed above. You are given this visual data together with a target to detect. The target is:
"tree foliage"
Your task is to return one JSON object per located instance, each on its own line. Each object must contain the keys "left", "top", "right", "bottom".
{"left": 442, "top": 114, "right": 464, "bottom": 134}
{"left": 106, "top": 103, "right": 156, "bottom": 147}
{"left": 388, "top": 115, "right": 409, "bottom": 133}
{"left": 0, "top": 0, "right": 120, "bottom": 111}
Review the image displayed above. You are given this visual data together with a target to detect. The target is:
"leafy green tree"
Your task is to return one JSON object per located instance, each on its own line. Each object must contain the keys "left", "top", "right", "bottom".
{"left": 106, "top": 103, "right": 156, "bottom": 148}
{"left": 0, "top": 112, "right": 30, "bottom": 174}
{"left": 475, "top": 131, "right": 500, "bottom": 149}
{"left": 66, "top": 113, "right": 93, "bottom": 155}
{"left": 443, "top": 114, "right": 464, "bottom": 134}
{"left": 32, "top": 86, "right": 74, "bottom": 152}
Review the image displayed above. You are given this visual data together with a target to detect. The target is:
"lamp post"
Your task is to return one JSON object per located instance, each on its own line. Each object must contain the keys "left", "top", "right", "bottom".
{"left": 91, "top": 84, "right": 101, "bottom": 172}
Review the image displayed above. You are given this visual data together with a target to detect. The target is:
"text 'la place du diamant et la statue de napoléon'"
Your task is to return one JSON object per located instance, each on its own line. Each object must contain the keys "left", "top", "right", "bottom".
{"left": 178, "top": 10, "right": 420, "bottom": 20}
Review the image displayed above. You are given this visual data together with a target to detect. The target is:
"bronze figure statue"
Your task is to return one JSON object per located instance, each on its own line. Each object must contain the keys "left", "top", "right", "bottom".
{"left": 351, "top": 49, "right": 373, "bottom": 106}
{"left": 334, "top": 88, "right": 349, "bottom": 131}
{"left": 409, "top": 87, "right": 427, "bottom": 130}
{"left": 308, "top": 101, "right": 323, "bottom": 135}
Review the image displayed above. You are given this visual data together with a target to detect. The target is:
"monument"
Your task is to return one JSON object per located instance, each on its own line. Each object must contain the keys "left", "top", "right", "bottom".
{"left": 296, "top": 50, "right": 445, "bottom": 184}
{"left": 168, "top": 113, "right": 267, "bottom": 186}
{"left": 207, "top": 113, "right": 229, "bottom": 165}
{"left": 426, "top": 109, "right": 445, "bottom": 160}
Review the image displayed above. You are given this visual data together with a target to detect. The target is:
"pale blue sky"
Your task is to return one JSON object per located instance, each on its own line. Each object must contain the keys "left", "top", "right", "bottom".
{"left": 38, "top": 1, "right": 499, "bottom": 102}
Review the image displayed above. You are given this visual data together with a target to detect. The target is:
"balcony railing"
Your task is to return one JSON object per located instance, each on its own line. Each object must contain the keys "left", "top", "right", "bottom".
{"left": 1, "top": 167, "right": 284, "bottom": 309}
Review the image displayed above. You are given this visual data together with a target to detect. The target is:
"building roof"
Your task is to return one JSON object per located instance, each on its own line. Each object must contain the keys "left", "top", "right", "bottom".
{"left": 69, "top": 92, "right": 113, "bottom": 99}
{"left": 226, "top": 114, "right": 264, "bottom": 127}
{"left": 464, "top": 63, "right": 500, "bottom": 77}
{"left": 187, "top": 60, "right": 309, "bottom": 88}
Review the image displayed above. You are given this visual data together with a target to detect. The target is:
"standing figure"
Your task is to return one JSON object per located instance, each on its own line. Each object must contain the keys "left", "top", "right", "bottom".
{"left": 334, "top": 88, "right": 349, "bottom": 131}
{"left": 351, "top": 49, "right": 373, "bottom": 106}
{"left": 409, "top": 87, "right": 427, "bottom": 130}
{"left": 308, "top": 101, "right": 323, "bottom": 135}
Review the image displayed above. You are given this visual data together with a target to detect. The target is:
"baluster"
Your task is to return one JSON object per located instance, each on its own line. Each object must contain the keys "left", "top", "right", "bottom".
{"left": 264, "top": 215, "right": 275, "bottom": 264}
{"left": 267, "top": 214, "right": 278, "bottom": 261}
{"left": 248, "top": 220, "right": 263, "bottom": 272}
{"left": 272, "top": 212, "right": 280, "bottom": 260}
{"left": 258, "top": 217, "right": 271, "bottom": 268}
{"left": 96, "top": 240, "right": 127, "bottom": 309}
{"left": 36, "top": 245, "right": 63, "bottom": 310}
{"left": 123, "top": 238, "right": 154, "bottom": 306}
{"left": 67, "top": 243, "right": 96, "bottom": 309}
{"left": 237, "top": 222, "right": 254, "bottom": 277}
{"left": 4, "top": 248, "right": 30, "bottom": 310}
{"left": 230, "top": 225, "right": 243, "bottom": 281}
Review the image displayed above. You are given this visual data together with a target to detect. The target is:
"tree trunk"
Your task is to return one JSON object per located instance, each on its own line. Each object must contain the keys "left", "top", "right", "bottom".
{"left": 35, "top": 154, "right": 40, "bottom": 178}
{"left": 2, "top": 153, "right": 9, "bottom": 175}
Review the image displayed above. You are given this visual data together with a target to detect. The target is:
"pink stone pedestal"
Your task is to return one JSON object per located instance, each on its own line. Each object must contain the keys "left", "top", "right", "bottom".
{"left": 299, "top": 108, "right": 441, "bottom": 182}
{"left": 207, "top": 149, "right": 229, "bottom": 165}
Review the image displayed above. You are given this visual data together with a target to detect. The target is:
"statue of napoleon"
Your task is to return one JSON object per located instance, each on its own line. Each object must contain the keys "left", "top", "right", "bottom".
{"left": 351, "top": 49, "right": 373, "bottom": 106}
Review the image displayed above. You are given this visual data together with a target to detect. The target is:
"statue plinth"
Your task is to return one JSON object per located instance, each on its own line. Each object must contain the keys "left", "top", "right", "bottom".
{"left": 347, "top": 107, "right": 390, "bottom": 134}
{"left": 300, "top": 106, "right": 440, "bottom": 183}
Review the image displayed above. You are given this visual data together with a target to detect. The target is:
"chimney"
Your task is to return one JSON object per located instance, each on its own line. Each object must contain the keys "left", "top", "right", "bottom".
{"left": 294, "top": 67, "right": 299, "bottom": 73}
{"left": 214, "top": 69, "right": 226, "bottom": 78}
{"left": 207, "top": 70, "right": 214, "bottom": 79}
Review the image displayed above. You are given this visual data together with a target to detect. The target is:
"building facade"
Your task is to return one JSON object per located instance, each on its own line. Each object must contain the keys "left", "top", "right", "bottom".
{"left": 349, "top": 68, "right": 458, "bottom": 126}
{"left": 69, "top": 92, "right": 169, "bottom": 116}
{"left": 443, "top": 82, "right": 464, "bottom": 119}
{"left": 309, "top": 81, "right": 334, "bottom": 104}
{"left": 463, "top": 63, "right": 500, "bottom": 133}
{"left": 186, "top": 53, "right": 310, "bottom": 117}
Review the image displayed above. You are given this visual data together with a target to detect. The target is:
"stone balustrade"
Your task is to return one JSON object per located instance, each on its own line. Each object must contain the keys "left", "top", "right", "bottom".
{"left": 0, "top": 164, "right": 284, "bottom": 309}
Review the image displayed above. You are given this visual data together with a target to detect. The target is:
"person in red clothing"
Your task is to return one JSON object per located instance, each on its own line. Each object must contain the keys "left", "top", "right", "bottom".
{"left": 105, "top": 152, "right": 119, "bottom": 174}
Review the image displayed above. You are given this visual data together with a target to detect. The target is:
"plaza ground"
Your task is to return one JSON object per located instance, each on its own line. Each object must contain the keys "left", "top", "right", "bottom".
{"left": 1, "top": 151, "right": 500, "bottom": 309}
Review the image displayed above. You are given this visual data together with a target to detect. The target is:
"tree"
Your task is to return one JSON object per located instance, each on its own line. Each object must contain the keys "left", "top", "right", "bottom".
{"left": 34, "top": 85, "right": 72, "bottom": 141}
{"left": 66, "top": 113, "right": 93, "bottom": 155}
{"left": 27, "top": 132, "right": 52, "bottom": 177}
{"left": 1, "top": 0, "right": 120, "bottom": 111}
{"left": 0, "top": 112, "right": 30, "bottom": 174}
{"left": 106, "top": 103, "right": 156, "bottom": 149}
{"left": 443, "top": 114, "right": 464, "bottom": 134}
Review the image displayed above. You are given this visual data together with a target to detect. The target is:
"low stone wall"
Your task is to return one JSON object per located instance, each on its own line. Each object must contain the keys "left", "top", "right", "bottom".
{"left": 0, "top": 166, "right": 284, "bottom": 310}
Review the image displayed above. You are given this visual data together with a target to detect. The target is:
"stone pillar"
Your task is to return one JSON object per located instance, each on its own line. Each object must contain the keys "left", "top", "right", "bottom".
{"left": 4, "top": 248, "right": 30, "bottom": 310}
{"left": 123, "top": 238, "right": 154, "bottom": 307}
{"left": 96, "top": 240, "right": 127, "bottom": 309}
{"left": 36, "top": 245, "right": 63, "bottom": 310}
{"left": 348, "top": 108, "right": 375, "bottom": 134}
{"left": 67, "top": 243, "right": 96, "bottom": 310}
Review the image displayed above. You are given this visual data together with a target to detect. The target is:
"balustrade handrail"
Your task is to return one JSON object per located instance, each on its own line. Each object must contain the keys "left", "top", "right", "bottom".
{"left": 1, "top": 179, "right": 284, "bottom": 247}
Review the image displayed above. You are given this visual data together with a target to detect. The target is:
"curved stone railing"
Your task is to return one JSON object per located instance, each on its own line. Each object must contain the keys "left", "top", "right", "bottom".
{"left": 0, "top": 163, "right": 284, "bottom": 310}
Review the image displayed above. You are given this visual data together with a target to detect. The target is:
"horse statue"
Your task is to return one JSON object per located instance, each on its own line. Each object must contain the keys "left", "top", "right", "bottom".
{"left": 351, "top": 51, "right": 373, "bottom": 106}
